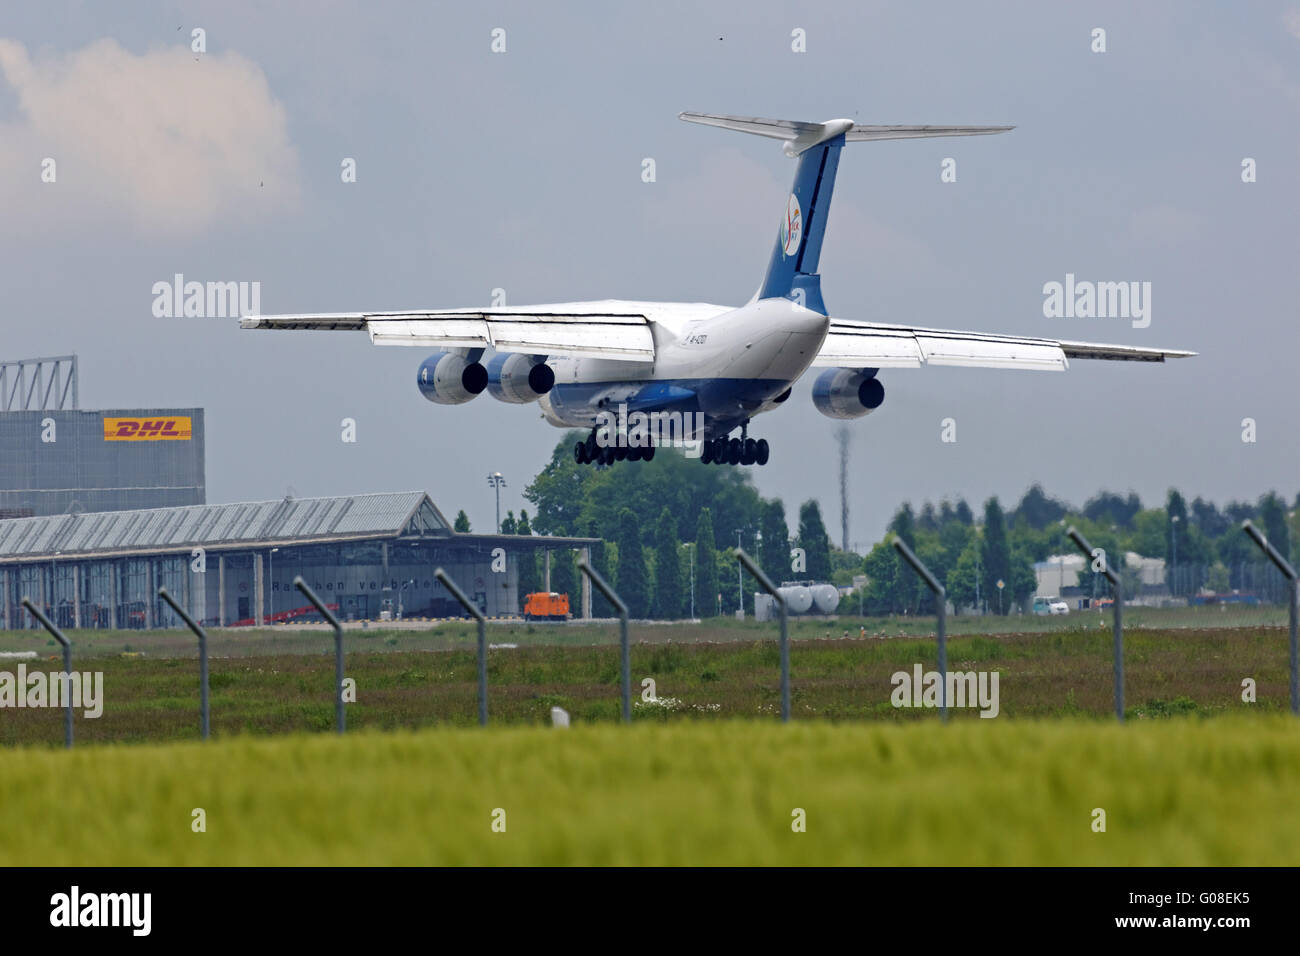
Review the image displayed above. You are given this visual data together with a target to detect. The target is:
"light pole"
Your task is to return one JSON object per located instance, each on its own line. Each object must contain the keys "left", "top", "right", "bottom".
{"left": 486, "top": 472, "right": 507, "bottom": 533}
{"left": 1170, "top": 514, "right": 1180, "bottom": 597}
{"left": 268, "top": 547, "right": 279, "bottom": 622}
{"left": 685, "top": 542, "right": 696, "bottom": 619}
{"left": 735, "top": 529, "right": 744, "bottom": 615}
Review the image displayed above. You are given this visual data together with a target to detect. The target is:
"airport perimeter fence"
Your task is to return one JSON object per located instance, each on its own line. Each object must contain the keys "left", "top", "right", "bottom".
{"left": 3, "top": 527, "right": 1298, "bottom": 745}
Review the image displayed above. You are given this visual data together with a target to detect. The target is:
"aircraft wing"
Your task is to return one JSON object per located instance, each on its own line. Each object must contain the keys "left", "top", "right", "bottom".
{"left": 813, "top": 319, "right": 1195, "bottom": 371}
{"left": 240, "top": 302, "right": 661, "bottom": 361}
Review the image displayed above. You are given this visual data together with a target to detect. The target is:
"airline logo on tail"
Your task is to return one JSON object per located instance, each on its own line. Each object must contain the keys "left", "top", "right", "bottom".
{"left": 780, "top": 193, "right": 802, "bottom": 257}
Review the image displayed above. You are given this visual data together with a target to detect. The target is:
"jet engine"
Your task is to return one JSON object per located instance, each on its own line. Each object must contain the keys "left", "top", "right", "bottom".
{"left": 486, "top": 353, "right": 555, "bottom": 404}
{"left": 811, "top": 368, "right": 884, "bottom": 419}
{"left": 417, "top": 352, "right": 488, "bottom": 405}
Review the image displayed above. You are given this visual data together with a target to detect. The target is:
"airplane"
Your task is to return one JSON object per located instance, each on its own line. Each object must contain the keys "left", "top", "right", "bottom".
{"left": 241, "top": 111, "right": 1193, "bottom": 467}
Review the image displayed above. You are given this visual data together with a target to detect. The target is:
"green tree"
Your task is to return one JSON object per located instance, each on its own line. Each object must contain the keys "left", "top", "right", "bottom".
{"left": 1083, "top": 491, "right": 1142, "bottom": 528}
{"left": 549, "top": 547, "right": 577, "bottom": 608}
{"left": 515, "top": 510, "right": 539, "bottom": 598}
{"left": 614, "top": 508, "right": 650, "bottom": 618}
{"left": 887, "top": 505, "right": 923, "bottom": 612}
{"left": 695, "top": 508, "right": 720, "bottom": 617}
{"left": 954, "top": 499, "right": 975, "bottom": 525}
{"left": 1128, "top": 509, "right": 1167, "bottom": 558}
{"left": 980, "top": 497, "right": 1012, "bottom": 615}
{"left": 585, "top": 532, "right": 615, "bottom": 617}
{"left": 1014, "top": 483, "right": 1069, "bottom": 530}
{"left": 1260, "top": 491, "right": 1291, "bottom": 566}
{"left": 861, "top": 539, "right": 905, "bottom": 615}
{"left": 888, "top": 503, "right": 916, "bottom": 549}
{"left": 760, "top": 499, "right": 790, "bottom": 584}
{"left": 653, "top": 508, "right": 683, "bottom": 619}
{"left": 1009, "top": 544, "right": 1038, "bottom": 610}
{"left": 947, "top": 537, "right": 981, "bottom": 611}
{"left": 500, "top": 510, "right": 517, "bottom": 536}
{"left": 453, "top": 510, "right": 471, "bottom": 533}
{"left": 521, "top": 432, "right": 596, "bottom": 536}
{"left": 797, "top": 500, "right": 833, "bottom": 581}
{"left": 1166, "top": 490, "right": 1190, "bottom": 596}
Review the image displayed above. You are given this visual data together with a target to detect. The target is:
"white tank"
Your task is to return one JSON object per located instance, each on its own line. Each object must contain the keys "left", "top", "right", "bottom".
{"left": 810, "top": 584, "right": 841, "bottom": 615}
{"left": 777, "top": 585, "right": 813, "bottom": 614}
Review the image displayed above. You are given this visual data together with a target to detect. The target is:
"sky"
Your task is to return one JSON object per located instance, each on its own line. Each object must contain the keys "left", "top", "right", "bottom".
{"left": 2, "top": 1, "right": 1297, "bottom": 548}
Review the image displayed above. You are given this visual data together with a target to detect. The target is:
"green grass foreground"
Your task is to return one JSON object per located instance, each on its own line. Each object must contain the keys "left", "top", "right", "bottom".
{"left": 2, "top": 717, "right": 1298, "bottom": 865}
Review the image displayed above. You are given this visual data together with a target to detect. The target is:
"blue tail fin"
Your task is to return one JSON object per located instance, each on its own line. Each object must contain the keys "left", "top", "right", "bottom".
{"left": 756, "top": 135, "right": 845, "bottom": 311}
{"left": 678, "top": 112, "right": 1015, "bottom": 316}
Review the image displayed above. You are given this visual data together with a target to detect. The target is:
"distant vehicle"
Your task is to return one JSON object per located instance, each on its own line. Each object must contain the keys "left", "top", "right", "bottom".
{"left": 523, "top": 592, "right": 570, "bottom": 621}
{"left": 1033, "top": 596, "right": 1070, "bottom": 616}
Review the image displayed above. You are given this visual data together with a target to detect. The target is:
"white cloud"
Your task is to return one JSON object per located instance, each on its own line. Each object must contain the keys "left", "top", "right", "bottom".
{"left": 0, "top": 38, "right": 299, "bottom": 238}
{"left": 1285, "top": 9, "right": 1300, "bottom": 41}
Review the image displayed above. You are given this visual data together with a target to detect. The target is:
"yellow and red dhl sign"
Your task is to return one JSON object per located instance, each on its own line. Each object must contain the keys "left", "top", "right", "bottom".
{"left": 103, "top": 416, "right": 193, "bottom": 441}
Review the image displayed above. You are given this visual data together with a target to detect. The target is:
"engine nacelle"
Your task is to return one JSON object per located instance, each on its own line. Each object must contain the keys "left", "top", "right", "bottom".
{"left": 811, "top": 368, "right": 884, "bottom": 419}
{"left": 486, "top": 353, "right": 555, "bottom": 404}
{"left": 417, "top": 352, "right": 488, "bottom": 405}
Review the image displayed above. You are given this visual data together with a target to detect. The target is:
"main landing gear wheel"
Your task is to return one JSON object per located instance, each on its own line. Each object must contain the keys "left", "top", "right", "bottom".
{"left": 699, "top": 435, "right": 770, "bottom": 466}
{"left": 574, "top": 440, "right": 587, "bottom": 464}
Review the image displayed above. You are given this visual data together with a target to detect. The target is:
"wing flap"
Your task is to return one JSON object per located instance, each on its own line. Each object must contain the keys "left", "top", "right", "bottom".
{"left": 916, "top": 334, "right": 1066, "bottom": 370}
{"left": 243, "top": 307, "right": 656, "bottom": 361}
{"left": 815, "top": 319, "right": 1193, "bottom": 370}
{"left": 815, "top": 326, "right": 924, "bottom": 368}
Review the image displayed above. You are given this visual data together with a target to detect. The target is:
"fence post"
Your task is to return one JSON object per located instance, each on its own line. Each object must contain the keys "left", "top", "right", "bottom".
{"left": 1242, "top": 520, "right": 1299, "bottom": 715}
{"left": 294, "top": 577, "right": 345, "bottom": 733}
{"left": 20, "top": 597, "right": 73, "bottom": 747}
{"left": 1066, "top": 527, "right": 1124, "bottom": 722}
{"left": 891, "top": 539, "right": 948, "bottom": 722}
{"left": 158, "top": 586, "right": 209, "bottom": 739}
{"left": 734, "top": 548, "right": 789, "bottom": 722}
{"left": 577, "top": 558, "right": 630, "bottom": 722}
{"left": 434, "top": 568, "right": 488, "bottom": 726}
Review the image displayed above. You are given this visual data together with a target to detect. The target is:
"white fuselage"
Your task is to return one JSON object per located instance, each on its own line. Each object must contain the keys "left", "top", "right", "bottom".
{"left": 540, "top": 297, "right": 829, "bottom": 437}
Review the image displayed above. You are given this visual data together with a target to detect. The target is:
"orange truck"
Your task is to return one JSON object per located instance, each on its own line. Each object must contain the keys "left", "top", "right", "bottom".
{"left": 523, "top": 592, "right": 570, "bottom": 621}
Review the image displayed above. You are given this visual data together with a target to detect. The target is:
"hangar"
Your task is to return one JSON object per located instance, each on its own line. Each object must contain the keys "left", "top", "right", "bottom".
{"left": 0, "top": 491, "right": 595, "bottom": 630}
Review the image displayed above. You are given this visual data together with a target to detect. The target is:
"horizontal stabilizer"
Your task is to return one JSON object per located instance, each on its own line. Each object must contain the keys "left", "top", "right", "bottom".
{"left": 680, "top": 112, "right": 1012, "bottom": 155}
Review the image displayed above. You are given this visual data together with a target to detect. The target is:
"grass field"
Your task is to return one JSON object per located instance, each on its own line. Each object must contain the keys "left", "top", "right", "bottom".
{"left": 0, "top": 624, "right": 1293, "bottom": 745}
{"left": 0, "top": 603, "right": 1288, "bottom": 659}
{"left": 2, "top": 717, "right": 1298, "bottom": 865}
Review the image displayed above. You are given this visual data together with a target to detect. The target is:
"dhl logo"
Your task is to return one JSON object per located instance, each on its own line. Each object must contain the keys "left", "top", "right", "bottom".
{"left": 103, "top": 416, "right": 193, "bottom": 441}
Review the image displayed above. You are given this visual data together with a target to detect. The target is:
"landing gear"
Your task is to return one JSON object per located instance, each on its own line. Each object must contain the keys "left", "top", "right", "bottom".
{"left": 700, "top": 434, "right": 770, "bottom": 466}
{"left": 573, "top": 430, "right": 656, "bottom": 467}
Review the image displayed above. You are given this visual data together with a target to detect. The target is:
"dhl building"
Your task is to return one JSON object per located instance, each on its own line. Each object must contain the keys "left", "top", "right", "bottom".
{"left": 0, "top": 408, "right": 205, "bottom": 518}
